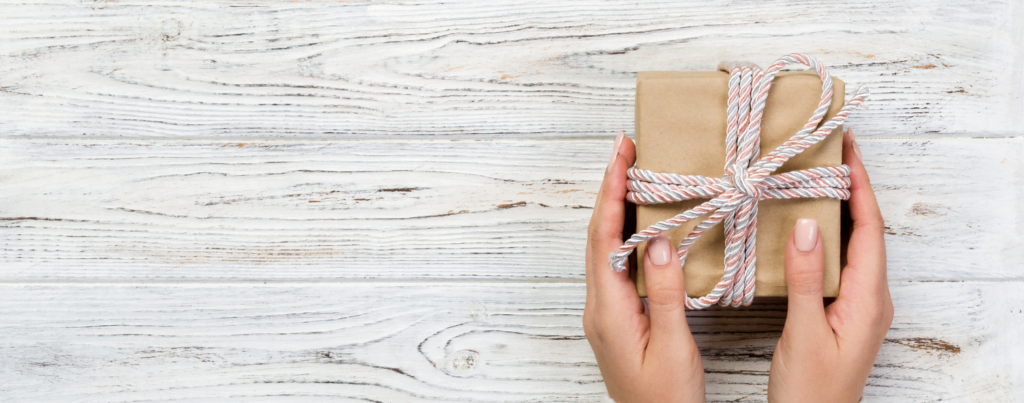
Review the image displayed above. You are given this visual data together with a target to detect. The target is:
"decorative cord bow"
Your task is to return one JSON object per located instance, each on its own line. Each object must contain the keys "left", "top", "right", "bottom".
{"left": 609, "top": 53, "right": 869, "bottom": 310}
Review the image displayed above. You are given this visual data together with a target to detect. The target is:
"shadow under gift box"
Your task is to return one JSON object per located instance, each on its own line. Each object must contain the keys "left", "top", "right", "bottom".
{"left": 633, "top": 69, "right": 845, "bottom": 299}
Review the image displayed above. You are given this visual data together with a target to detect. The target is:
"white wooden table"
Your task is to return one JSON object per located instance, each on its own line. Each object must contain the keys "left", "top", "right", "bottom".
{"left": 2, "top": 1, "right": 1022, "bottom": 401}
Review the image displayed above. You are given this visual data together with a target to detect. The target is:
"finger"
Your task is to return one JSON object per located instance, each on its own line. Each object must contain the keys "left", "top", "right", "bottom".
{"left": 586, "top": 132, "right": 625, "bottom": 304}
{"left": 587, "top": 132, "right": 640, "bottom": 309}
{"left": 843, "top": 128, "right": 885, "bottom": 235}
{"left": 784, "top": 218, "right": 831, "bottom": 334}
{"left": 642, "top": 234, "right": 693, "bottom": 353}
{"left": 590, "top": 132, "right": 636, "bottom": 242}
{"left": 839, "top": 128, "right": 888, "bottom": 299}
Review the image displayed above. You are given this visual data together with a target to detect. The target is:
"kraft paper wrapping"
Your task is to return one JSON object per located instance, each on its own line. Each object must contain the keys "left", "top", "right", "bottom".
{"left": 634, "top": 69, "right": 844, "bottom": 298}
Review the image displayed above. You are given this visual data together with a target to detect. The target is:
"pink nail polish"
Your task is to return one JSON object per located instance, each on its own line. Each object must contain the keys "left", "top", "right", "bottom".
{"left": 847, "top": 128, "right": 862, "bottom": 160}
{"left": 608, "top": 131, "right": 624, "bottom": 168}
{"left": 794, "top": 218, "right": 818, "bottom": 252}
{"left": 648, "top": 234, "right": 672, "bottom": 266}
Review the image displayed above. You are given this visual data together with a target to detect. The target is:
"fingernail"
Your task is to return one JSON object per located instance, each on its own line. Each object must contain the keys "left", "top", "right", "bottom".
{"left": 648, "top": 234, "right": 672, "bottom": 266}
{"left": 607, "top": 132, "right": 624, "bottom": 170}
{"left": 848, "top": 128, "right": 862, "bottom": 160}
{"left": 794, "top": 218, "right": 818, "bottom": 252}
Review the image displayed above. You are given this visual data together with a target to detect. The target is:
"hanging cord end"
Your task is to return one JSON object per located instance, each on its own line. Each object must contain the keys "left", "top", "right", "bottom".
{"left": 609, "top": 251, "right": 628, "bottom": 272}
{"left": 849, "top": 85, "right": 870, "bottom": 109}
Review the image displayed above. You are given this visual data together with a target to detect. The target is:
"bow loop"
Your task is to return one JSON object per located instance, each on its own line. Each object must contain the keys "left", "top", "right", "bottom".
{"left": 609, "top": 53, "right": 869, "bottom": 310}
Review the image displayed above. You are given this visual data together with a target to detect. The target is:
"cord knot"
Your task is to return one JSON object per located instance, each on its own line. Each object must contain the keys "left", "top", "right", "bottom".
{"left": 729, "top": 167, "right": 762, "bottom": 200}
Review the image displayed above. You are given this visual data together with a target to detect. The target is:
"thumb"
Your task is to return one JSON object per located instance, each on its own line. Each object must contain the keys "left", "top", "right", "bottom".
{"left": 784, "top": 218, "right": 829, "bottom": 330}
{"left": 643, "top": 234, "right": 693, "bottom": 351}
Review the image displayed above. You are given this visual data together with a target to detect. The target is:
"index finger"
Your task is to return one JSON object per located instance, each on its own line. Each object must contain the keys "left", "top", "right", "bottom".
{"left": 838, "top": 128, "right": 888, "bottom": 299}
{"left": 586, "top": 132, "right": 641, "bottom": 312}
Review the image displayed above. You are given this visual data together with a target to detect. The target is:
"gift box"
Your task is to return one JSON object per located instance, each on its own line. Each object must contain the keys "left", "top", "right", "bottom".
{"left": 632, "top": 69, "right": 846, "bottom": 299}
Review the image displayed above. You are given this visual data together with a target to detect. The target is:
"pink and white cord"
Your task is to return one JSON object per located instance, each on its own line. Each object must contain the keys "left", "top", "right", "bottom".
{"left": 609, "top": 53, "right": 869, "bottom": 310}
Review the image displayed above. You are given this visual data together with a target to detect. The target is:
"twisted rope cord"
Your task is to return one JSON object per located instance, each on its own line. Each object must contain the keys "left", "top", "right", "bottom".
{"left": 610, "top": 53, "right": 869, "bottom": 310}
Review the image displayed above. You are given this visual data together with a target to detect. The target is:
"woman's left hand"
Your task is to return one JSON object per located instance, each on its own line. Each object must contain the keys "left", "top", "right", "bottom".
{"left": 583, "top": 132, "right": 706, "bottom": 403}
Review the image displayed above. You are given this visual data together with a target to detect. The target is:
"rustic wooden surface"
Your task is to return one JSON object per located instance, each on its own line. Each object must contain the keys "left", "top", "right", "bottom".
{"left": 2, "top": 0, "right": 1023, "bottom": 401}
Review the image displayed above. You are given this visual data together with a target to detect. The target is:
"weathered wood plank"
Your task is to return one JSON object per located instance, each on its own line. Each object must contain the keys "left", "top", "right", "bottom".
{"left": 0, "top": 282, "right": 1020, "bottom": 402}
{"left": 1, "top": 137, "right": 1020, "bottom": 281}
{"left": 1, "top": 0, "right": 1022, "bottom": 139}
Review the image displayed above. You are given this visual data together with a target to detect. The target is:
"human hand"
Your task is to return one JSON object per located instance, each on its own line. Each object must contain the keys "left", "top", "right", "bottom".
{"left": 583, "top": 132, "right": 706, "bottom": 403}
{"left": 768, "top": 128, "right": 894, "bottom": 402}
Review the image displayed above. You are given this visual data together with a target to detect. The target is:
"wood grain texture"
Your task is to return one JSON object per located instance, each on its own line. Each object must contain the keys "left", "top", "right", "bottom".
{"left": 1, "top": 0, "right": 1023, "bottom": 139}
{"left": 0, "top": 282, "right": 1020, "bottom": 403}
{"left": 1, "top": 137, "right": 1020, "bottom": 281}
{"left": 3, "top": 1, "right": 1023, "bottom": 401}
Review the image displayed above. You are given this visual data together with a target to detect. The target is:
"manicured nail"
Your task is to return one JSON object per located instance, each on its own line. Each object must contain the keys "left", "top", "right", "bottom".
{"left": 848, "top": 128, "right": 862, "bottom": 160}
{"left": 648, "top": 234, "right": 672, "bottom": 266}
{"left": 607, "top": 131, "right": 624, "bottom": 170}
{"left": 794, "top": 218, "right": 818, "bottom": 252}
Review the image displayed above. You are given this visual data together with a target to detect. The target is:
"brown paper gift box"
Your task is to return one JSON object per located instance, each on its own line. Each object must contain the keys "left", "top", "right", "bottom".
{"left": 633, "top": 69, "right": 845, "bottom": 299}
